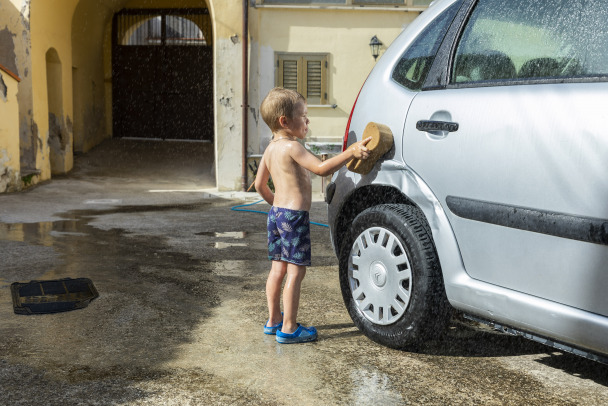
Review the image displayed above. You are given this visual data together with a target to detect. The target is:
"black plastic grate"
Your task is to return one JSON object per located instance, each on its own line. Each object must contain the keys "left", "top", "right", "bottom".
{"left": 11, "top": 278, "right": 99, "bottom": 315}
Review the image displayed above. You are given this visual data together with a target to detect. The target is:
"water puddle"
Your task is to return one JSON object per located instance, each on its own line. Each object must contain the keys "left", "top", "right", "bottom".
{"left": 0, "top": 221, "right": 74, "bottom": 247}
{"left": 196, "top": 230, "right": 267, "bottom": 250}
{"left": 196, "top": 231, "right": 248, "bottom": 238}
{"left": 350, "top": 368, "right": 404, "bottom": 404}
{"left": 207, "top": 260, "right": 249, "bottom": 277}
{"left": 84, "top": 199, "right": 123, "bottom": 205}
{"left": 212, "top": 242, "right": 248, "bottom": 249}
{"left": 0, "top": 220, "right": 86, "bottom": 289}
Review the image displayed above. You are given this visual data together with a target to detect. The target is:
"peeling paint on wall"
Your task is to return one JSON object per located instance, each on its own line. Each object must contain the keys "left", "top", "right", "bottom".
{"left": 0, "top": 73, "right": 6, "bottom": 101}
{"left": 0, "top": 27, "right": 18, "bottom": 74}
{"left": 219, "top": 95, "right": 232, "bottom": 107}
{"left": 0, "top": 149, "right": 19, "bottom": 193}
{"left": 19, "top": 114, "right": 35, "bottom": 163}
{"left": 20, "top": 1, "right": 31, "bottom": 32}
{"left": 46, "top": 111, "right": 73, "bottom": 175}
{"left": 249, "top": 106, "right": 258, "bottom": 126}
{"left": 48, "top": 113, "right": 68, "bottom": 152}
{"left": 0, "top": 0, "right": 36, "bottom": 174}
{"left": 66, "top": 115, "right": 73, "bottom": 133}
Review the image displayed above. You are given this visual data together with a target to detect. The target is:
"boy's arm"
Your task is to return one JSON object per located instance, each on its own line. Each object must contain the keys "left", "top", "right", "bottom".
{"left": 290, "top": 137, "right": 372, "bottom": 177}
{"left": 255, "top": 155, "right": 274, "bottom": 205}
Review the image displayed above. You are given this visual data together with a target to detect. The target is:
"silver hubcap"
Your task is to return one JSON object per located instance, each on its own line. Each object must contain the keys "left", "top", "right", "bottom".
{"left": 348, "top": 227, "right": 412, "bottom": 325}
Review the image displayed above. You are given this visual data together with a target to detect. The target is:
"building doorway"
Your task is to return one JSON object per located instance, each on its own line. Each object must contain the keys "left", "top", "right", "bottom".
{"left": 111, "top": 8, "right": 213, "bottom": 141}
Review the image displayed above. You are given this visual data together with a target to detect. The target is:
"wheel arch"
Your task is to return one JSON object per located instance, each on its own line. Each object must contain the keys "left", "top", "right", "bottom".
{"left": 333, "top": 184, "right": 413, "bottom": 255}
{"left": 331, "top": 170, "right": 469, "bottom": 308}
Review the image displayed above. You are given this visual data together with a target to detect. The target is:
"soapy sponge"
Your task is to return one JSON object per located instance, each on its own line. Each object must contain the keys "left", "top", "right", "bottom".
{"left": 346, "top": 122, "right": 393, "bottom": 175}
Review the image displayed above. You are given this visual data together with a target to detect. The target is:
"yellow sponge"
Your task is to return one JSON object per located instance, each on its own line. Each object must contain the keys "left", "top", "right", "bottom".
{"left": 346, "top": 122, "right": 393, "bottom": 175}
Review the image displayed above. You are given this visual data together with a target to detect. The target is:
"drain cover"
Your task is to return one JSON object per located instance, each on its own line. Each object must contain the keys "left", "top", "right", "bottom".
{"left": 11, "top": 278, "right": 99, "bottom": 315}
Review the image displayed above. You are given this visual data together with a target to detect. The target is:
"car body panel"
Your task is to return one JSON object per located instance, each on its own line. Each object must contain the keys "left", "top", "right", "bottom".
{"left": 403, "top": 83, "right": 608, "bottom": 317}
{"left": 328, "top": 0, "right": 608, "bottom": 357}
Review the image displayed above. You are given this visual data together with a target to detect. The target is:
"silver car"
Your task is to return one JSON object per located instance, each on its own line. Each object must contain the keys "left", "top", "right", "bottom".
{"left": 327, "top": 0, "right": 608, "bottom": 363}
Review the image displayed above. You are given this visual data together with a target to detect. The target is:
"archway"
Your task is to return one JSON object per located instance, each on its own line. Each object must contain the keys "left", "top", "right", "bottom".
{"left": 111, "top": 8, "right": 214, "bottom": 141}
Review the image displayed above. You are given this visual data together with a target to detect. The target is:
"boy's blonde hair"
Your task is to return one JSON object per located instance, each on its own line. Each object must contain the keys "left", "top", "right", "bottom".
{"left": 260, "top": 87, "right": 306, "bottom": 132}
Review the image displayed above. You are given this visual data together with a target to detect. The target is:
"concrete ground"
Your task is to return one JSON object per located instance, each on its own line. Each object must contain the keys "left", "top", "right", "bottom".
{"left": 1, "top": 139, "right": 607, "bottom": 405}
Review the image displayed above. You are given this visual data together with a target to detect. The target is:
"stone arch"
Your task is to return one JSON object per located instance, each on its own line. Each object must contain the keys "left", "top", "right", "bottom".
{"left": 69, "top": 0, "right": 220, "bottom": 185}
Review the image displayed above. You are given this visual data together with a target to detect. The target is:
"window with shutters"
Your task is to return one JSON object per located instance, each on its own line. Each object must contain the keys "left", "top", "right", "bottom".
{"left": 276, "top": 53, "right": 329, "bottom": 105}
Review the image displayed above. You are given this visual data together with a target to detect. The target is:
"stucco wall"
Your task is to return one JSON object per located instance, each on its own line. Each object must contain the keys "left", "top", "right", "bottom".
{"left": 30, "top": 0, "right": 79, "bottom": 177}
{"left": 0, "top": 69, "right": 21, "bottom": 192}
{"left": 251, "top": 8, "right": 416, "bottom": 148}
{"left": 208, "top": 0, "right": 247, "bottom": 191}
{"left": 71, "top": 1, "right": 116, "bottom": 154}
{"left": 248, "top": 6, "right": 417, "bottom": 192}
{"left": 0, "top": 0, "right": 36, "bottom": 183}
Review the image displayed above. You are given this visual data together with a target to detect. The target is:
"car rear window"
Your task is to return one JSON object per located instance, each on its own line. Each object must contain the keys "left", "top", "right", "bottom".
{"left": 392, "top": 1, "right": 461, "bottom": 91}
{"left": 452, "top": 0, "right": 608, "bottom": 84}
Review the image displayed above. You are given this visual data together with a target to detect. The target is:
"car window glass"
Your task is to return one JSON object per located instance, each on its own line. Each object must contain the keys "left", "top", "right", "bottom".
{"left": 392, "top": 1, "right": 461, "bottom": 91}
{"left": 452, "top": 0, "right": 608, "bottom": 84}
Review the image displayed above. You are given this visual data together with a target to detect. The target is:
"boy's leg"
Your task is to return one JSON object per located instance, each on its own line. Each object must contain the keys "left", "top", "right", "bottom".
{"left": 281, "top": 263, "right": 307, "bottom": 334}
{"left": 266, "top": 260, "right": 287, "bottom": 326}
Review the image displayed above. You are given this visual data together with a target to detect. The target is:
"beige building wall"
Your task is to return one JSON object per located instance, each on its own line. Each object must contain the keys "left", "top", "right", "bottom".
{"left": 0, "top": 68, "right": 20, "bottom": 192}
{"left": 30, "top": 0, "right": 79, "bottom": 178}
{"left": 249, "top": 5, "right": 420, "bottom": 192}
{"left": 71, "top": 1, "right": 116, "bottom": 154}
{"left": 0, "top": 0, "right": 37, "bottom": 189}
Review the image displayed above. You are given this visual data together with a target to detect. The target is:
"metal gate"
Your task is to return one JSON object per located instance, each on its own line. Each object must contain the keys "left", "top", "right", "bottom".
{"left": 112, "top": 9, "right": 213, "bottom": 141}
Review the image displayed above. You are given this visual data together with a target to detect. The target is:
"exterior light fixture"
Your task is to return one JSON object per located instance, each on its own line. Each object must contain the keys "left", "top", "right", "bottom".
{"left": 369, "top": 35, "right": 383, "bottom": 61}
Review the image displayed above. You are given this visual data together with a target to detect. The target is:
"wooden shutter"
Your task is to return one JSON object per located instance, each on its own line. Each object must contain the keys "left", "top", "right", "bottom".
{"left": 303, "top": 55, "right": 327, "bottom": 104}
{"left": 282, "top": 59, "right": 299, "bottom": 91}
{"left": 276, "top": 53, "right": 328, "bottom": 104}
{"left": 277, "top": 55, "right": 302, "bottom": 92}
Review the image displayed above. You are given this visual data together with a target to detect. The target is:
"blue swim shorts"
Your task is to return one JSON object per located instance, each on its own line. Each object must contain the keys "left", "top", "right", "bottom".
{"left": 267, "top": 206, "right": 312, "bottom": 266}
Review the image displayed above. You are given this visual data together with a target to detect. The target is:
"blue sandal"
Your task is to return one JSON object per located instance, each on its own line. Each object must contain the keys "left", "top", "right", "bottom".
{"left": 264, "top": 314, "right": 283, "bottom": 335}
{"left": 276, "top": 324, "right": 317, "bottom": 344}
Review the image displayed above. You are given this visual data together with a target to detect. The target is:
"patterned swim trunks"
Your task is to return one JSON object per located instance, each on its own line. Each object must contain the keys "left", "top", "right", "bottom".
{"left": 267, "top": 206, "right": 312, "bottom": 266}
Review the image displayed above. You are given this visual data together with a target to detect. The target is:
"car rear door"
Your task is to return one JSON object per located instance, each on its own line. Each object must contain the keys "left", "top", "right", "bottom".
{"left": 402, "top": 0, "right": 608, "bottom": 316}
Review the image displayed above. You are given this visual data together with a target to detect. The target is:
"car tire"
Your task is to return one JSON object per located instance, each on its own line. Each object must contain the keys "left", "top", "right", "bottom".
{"left": 339, "top": 204, "right": 451, "bottom": 349}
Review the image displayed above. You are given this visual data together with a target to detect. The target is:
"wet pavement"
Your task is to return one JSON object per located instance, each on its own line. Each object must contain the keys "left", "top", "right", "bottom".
{"left": 1, "top": 139, "right": 607, "bottom": 405}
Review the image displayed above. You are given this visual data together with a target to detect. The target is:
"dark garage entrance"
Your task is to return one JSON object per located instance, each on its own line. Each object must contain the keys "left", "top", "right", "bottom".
{"left": 112, "top": 9, "right": 213, "bottom": 141}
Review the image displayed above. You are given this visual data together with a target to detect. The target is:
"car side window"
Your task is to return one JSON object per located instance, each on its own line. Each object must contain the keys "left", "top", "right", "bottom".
{"left": 392, "top": 1, "right": 461, "bottom": 91}
{"left": 452, "top": 0, "right": 608, "bottom": 84}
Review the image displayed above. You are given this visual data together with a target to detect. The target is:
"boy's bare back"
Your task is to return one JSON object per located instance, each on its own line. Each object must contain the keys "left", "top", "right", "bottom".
{"left": 263, "top": 140, "right": 313, "bottom": 211}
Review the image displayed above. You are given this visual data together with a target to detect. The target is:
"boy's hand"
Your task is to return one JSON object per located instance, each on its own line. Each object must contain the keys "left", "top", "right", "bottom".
{"left": 350, "top": 136, "right": 372, "bottom": 160}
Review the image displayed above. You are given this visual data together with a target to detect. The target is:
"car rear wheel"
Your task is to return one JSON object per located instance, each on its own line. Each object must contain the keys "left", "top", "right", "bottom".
{"left": 339, "top": 204, "right": 451, "bottom": 348}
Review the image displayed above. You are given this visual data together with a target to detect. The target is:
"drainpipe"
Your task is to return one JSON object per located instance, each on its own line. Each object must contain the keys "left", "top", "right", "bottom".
{"left": 241, "top": 0, "right": 249, "bottom": 191}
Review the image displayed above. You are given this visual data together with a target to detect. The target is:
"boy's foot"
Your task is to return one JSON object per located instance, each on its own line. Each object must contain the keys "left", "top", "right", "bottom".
{"left": 264, "top": 319, "right": 283, "bottom": 335}
{"left": 276, "top": 324, "right": 317, "bottom": 344}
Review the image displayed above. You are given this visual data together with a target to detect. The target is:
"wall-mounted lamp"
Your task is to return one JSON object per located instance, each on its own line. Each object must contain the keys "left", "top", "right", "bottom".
{"left": 369, "top": 35, "right": 383, "bottom": 61}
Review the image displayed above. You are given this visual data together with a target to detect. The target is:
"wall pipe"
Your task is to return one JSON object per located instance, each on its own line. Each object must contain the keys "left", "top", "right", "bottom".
{"left": 241, "top": 0, "right": 249, "bottom": 191}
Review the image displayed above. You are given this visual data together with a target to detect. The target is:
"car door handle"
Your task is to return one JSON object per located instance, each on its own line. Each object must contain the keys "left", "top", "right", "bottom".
{"left": 416, "top": 120, "right": 459, "bottom": 133}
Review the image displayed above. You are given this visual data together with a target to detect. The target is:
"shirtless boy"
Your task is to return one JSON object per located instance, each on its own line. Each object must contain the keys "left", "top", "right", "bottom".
{"left": 255, "top": 87, "right": 371, "bottom": 344}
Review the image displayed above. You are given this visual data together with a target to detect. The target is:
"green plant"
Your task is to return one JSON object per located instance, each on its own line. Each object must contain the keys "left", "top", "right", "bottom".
{"left": 21, "top": 173, "right": 36, "bottom": 187}
{"left": 248, "top": 159, "right": 275, "bottom": 193}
